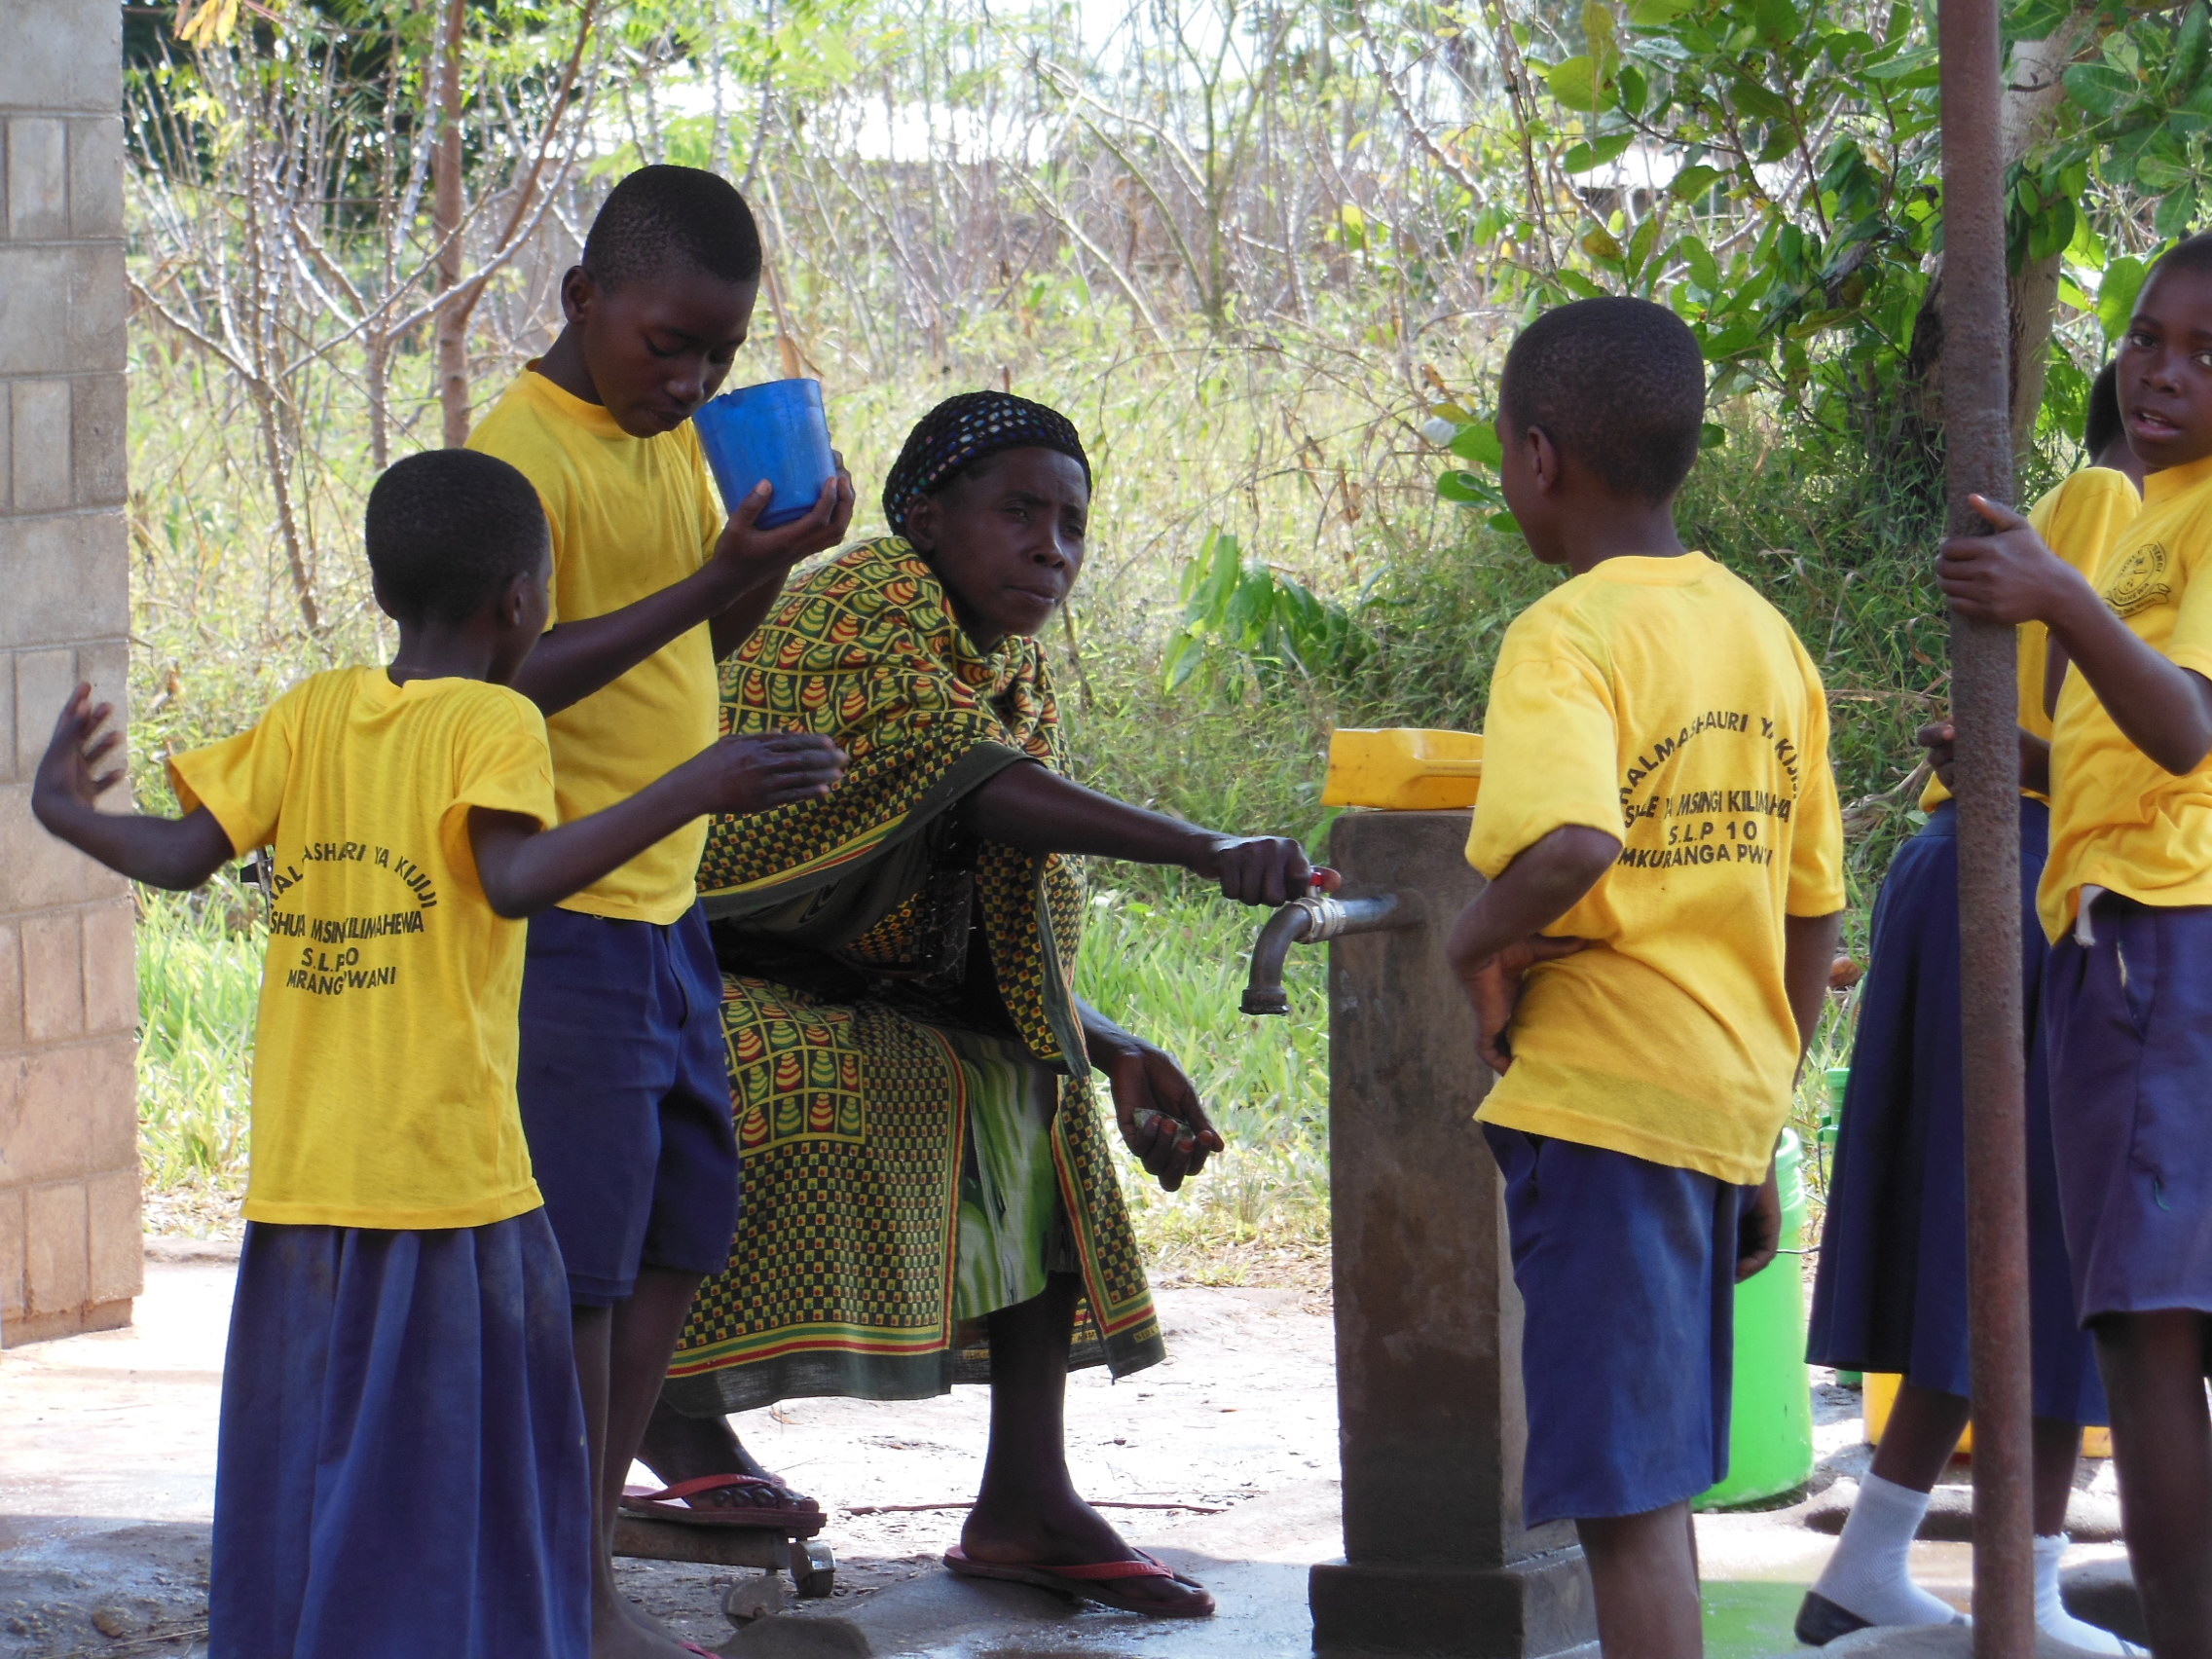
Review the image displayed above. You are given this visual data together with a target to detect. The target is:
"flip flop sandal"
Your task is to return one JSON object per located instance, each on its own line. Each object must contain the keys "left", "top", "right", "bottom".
{"left": 619, "top": 1474, "right": 828, "bottom": 1538}
{"left": 1793, "top": 1589, "right": 1968, "bottom": 1645}
{"left": 941, "top": 1544, "right": 1215, "bottom": 1619}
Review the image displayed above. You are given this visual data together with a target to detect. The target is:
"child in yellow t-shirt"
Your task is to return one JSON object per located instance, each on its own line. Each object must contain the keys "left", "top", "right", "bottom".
{"left": 466, "top": 165, "right": 858, "bottom": 1641}
{"left": 1797, "top": 368, "right": 2140, "bottom": 1650}
{"left": 30, "top": 450, "right": 843, "bottom": 1659}
{"left": 1444, "top": 297, "right": 1846, "bottom": 1655}
{"left": 1939, "top": 233, "right": 2212, "bottom": 1655}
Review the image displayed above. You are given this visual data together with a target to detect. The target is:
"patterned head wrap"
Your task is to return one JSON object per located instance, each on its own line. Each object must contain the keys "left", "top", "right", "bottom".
{"left": 881, "top": 391, "right": 1092, "bottom": 537}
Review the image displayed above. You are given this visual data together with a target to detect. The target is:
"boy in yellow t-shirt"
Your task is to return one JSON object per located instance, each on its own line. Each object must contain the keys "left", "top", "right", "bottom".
{"left": 467, "top": 166, "right": 856, "bottom": 1651}
{"left": 1444, "top": 298, "right": 1845, "bottom": 1656}
{"left": 30, "top": 451, "right": 843, "bottom": 1659}
{"left": 1938, "top": 233, "right": 2212, "bottom": 1657}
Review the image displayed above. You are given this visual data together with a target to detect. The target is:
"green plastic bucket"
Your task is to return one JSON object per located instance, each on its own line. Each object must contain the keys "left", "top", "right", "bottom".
{"left": 1694, "top": 1129, "right": 1813, "bottom": 1509}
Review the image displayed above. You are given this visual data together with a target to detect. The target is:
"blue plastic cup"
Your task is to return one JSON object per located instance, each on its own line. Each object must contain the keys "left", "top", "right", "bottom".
{"left": 691, "top": 378, "right": 835, "bottom": 530}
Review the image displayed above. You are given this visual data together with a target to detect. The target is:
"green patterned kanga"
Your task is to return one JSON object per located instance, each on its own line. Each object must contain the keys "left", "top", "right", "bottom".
{"left": 666, "top": 538, "right": 1162, "bottom": 1412}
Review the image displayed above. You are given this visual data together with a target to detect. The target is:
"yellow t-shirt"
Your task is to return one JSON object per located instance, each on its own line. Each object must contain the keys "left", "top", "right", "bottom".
{"left": 2039, "top": 452, "right": 2212, "bottom": 940}
{"left": 170, "top": 669, "right": 556, "bottom": 1229}
{"left": 1465, "top": 552, "right": 1847, "bottom": 1185}
{"left": 1922, "top": 465, "right": 2140, "bottom": 811}
{"left": 468, "top": 369, "right": 724, "bottom": 924}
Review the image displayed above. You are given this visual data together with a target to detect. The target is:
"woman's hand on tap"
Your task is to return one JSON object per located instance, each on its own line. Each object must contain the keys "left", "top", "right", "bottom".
{"left": 1192, "top": 837, "right": 1337, "bottom": 905}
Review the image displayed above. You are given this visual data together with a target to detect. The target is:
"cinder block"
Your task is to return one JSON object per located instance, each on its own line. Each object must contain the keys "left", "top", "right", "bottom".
{"left": 0, "top": 1043, "right": 88, "bottom": 1187}
{"left": 0, "top": 1187, "right": 23, "bottom": 1324}
{"left": 11, "top": 379, "right": 72, "bottom": 513}
{"left": 0, "top": 647, "right": 15, "bottom": 784}
{"left": 0, "top": 0, "right": 124, "bottom": 113}
{"left": 0, "top": 509, "right": 129, "bottom": 648}
{"left": 15, "top": 645, "right": 77, "bottom": 774}
{"left": 0, "top": 784, "right": 128, "bottom": 921}
{"left": 0, "top": 248, "right": 75, "bottom": 376}
{"left": 23, "top": 1180, "right": 88, "bottom": 1317}
{"left": 18, "top": 910, "right": 81, "bottom": 1043}
{"left": 85, "top": 1166, "right": 140, "bottom": 1304}
{"left": 6, "top": 118, "right": 68, "bottom": 241}
{"left": 70, "top": 372, "right": 126, "bottom": 506}
{"left": 0, "top": 920, "right": 19, "bottom": 1051}
{"left": 75, "top": 635, "right": 129, "bottom": 805}
{"left": 79, "top": 900, "right": 134, "bottom": 1036}
{"left": 66, "top": 244, "right": 128, "bottom": 373}
{"left": 79, "top": 1034, "right": 138, "bottom": 1171}
{"left": 68, "top": 117, "right": 124, "bottom": 241}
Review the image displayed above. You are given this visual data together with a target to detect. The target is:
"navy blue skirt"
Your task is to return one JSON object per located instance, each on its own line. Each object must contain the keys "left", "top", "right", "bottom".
{"left": 1806, "top": 799, "right": 2106, "bottom": 1425}
{"left": 210, "top": 1212, "right": 592, "bottom": 1659}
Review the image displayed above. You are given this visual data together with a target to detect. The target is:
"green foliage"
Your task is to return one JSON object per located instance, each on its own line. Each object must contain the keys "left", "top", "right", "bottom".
{"left": 137, "top": 884, "right": 262, "bottom": 1192}
{"left": 1162, "top": 529, "right": 1371, "bottom": 694}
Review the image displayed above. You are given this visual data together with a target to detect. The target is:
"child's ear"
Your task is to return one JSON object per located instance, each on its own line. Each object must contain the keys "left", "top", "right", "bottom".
{"left": 903, "top": 493, "right": 940, "bottom": 553}
{"left": 1526, "top": 425, "right": 1564, "bottom": 494}
{"left": 559, "top": 265, "right": 598, "bottom": 327}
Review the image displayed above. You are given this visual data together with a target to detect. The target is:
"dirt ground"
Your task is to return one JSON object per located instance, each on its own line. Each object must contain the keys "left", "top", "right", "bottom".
{"left": 0, "top": 1251, "right": 2127, "bottom": 1659}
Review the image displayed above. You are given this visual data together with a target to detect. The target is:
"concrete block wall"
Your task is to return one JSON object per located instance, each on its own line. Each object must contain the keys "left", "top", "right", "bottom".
{"left": 0, "top": 0, "right": 139, "bottom": 1346}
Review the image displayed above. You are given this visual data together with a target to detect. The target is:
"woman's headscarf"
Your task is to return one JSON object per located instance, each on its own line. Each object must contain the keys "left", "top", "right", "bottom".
{"left": 880, "top": 390, "right": 1091, "bottom": 537}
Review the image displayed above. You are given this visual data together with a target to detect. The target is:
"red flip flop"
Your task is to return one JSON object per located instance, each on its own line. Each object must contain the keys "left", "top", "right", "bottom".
{"left": 619, "top": 1474, "right": 828, "bottom": 1538}
{"left": 941, "top": 1544, "right": 1214, "bottom": 1618}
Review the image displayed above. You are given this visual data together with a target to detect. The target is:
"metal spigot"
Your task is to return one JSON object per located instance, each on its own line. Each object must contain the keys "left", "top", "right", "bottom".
{"left": 1241, "top": 891, "right": 1424, "bottom": 1015}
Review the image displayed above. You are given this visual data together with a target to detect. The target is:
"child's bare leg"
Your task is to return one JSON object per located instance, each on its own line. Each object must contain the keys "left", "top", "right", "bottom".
{"left": 1576, "top": 1502, "right": 1702, "bottom": 1659}
{"left": 960, "top": 1272, "right": 1212, "bottom": 1615}
{"left": 2096, "top": 1309, "right": 2212, "bottom": 1659}
{"left": 1803, "top": 1382, "right": 1968, "bottom": 1637}
{"left": 575, "top": 1274, "right": 708, "bottom": 1659}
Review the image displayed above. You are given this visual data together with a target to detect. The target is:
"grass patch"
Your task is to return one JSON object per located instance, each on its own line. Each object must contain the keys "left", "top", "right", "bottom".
{"left": 136, "top": 882, "right": 260, "bottom": 1232}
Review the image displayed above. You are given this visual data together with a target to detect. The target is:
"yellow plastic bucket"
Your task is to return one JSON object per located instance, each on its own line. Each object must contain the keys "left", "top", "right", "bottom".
{"left": 1321, "top": 728, "right": 1484, "bottom": 811}
{"left": 1862, "top": 1372, "right": 2111, "bottom": 1457}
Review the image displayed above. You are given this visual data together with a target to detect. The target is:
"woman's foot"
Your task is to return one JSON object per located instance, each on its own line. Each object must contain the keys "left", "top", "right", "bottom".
{"left": 637, "top": 1398, "right": 819, "bottom": 1514}
{"left": 959, "top": 1490, "right": 1214, "bottom": 1616}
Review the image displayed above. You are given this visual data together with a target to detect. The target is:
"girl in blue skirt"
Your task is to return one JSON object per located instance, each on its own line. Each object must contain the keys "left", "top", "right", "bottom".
{"left": 1799, "top": 371, "right": 2142, "bottom": 1650}
{"left": 28, "top": 450, "right": 844, "bottom": 1659}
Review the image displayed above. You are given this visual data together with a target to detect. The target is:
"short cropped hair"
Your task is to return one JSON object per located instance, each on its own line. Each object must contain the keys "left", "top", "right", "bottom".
{"left": 365, "top": 450, "right": 548, "bottom": 626}
{"left": 582, "top": 165, "right": 762, "bottom": 293}
{"left": 1499, "top": 296, "right": 1707, "bottom": 502}
{"left": 2151, "top": 230, "right": 2212, "bottom": 283}
{"left": 2084, "top": 360, "right": 2124, "bottom": 460}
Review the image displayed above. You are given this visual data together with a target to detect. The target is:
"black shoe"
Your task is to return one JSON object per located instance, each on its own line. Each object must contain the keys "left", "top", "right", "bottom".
{"left": 1793, "top": 1590, "right": 1871, "bottom": 1646}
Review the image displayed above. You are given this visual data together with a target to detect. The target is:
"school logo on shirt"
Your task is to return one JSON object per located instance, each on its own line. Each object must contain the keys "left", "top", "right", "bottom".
{"left": 2103, "top": 540, "right": 2172, "bottom": 619}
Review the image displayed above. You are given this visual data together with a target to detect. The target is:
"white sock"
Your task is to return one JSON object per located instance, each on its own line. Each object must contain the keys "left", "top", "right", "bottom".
{"left": 1811, "top": 1473, "right": 1961, "bottom": 1627}
{"left": 2036, "top": 1533, "right": 2134, "bottom": 1652}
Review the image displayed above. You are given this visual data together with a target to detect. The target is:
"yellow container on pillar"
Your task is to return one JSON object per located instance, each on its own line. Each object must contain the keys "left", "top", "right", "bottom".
{"left": 1322, "top": 729, "right": 1484, "bottom": 811}
{"left": 1862, "top": 1372, "right": 2111, "bottom": 1457}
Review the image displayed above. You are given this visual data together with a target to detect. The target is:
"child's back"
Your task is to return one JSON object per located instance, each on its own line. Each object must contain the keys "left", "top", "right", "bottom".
{"left": 1472, "top": 551, "right": 1839, "bottom": 1185}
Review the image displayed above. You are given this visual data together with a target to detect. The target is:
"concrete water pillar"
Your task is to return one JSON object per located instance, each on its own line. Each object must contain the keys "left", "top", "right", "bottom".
{"left": 1306, "top": 810, "right": 1598, "bottom": 1658}
{"left": 0, "top": 0, "right": 138, "bottom": 1346}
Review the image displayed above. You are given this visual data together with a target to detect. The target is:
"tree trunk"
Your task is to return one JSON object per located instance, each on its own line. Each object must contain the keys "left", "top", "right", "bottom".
{"left": 433, "top": 0, "right": 470, "bottom": 448}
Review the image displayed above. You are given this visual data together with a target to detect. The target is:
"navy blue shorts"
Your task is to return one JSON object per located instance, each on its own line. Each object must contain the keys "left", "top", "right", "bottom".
{"left": 212, "top": 1215, "right": 591, "bottom": 1659}
{"left": 1487, "top": 1125, "right": 1750, "bottom": 1527}
{"left": 2045, "top": 896, "right": 2212, "bottom": 1322}
{"left": 517, "top": 904, "right": 739, "bottom": 1306}
{"left": 1807, "top": 800, "right": 2105, "bottom": 1423}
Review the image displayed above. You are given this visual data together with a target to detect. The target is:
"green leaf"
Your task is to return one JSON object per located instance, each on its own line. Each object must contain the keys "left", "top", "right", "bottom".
{"left": 2098, "top": 256, "right": 2148, "bottom": 343}
{"left": 1450, "top": 423, "right": 1505, "bottom": 467}
{"left": 1626, "top": 0, "right": 1692, "bottom": 22}
{"left": 1488, "top": 511, "right": 1524, "bottom": 535}
{"left": 1626, "top": 212, "right": 1662, "bottom": 278}
{"left": 1437, "top": 469, "right": 1493, "bottom": 504}
{"left": 1754, "top": 0, "right": 1798, "bottom": 44}
{"left": 2156, "top": 185, "right": 2201, "bottom": 240}
{"left": 1700, "top": 422, "right": 1727, "bottom": 450}
{"left": 1582, "top": 225, "right": 1626, "bottom": 263}
{"left": 2174, "top": 0, "right": 2210, "bottom": 92}
{"left": 2064, "top": 60, "right": 2136, "bottom": 120}
{"left": 1670, "top": 163, "right": 1725, "bottom": 201}
{"left": 1562, "top": 131, "right": 1637, "bottom": 173}
{"left": 1617, "top": 64, "right": 1648, "bottom": 116}
{"left": 1681, "top": 236, "right": 1721, "bottom": 290}
{"left": 1728, "top": 77, "right": 1792, "bottom": 121}
{"left": 1546, "top": 55, "right": 1603, "bottom": 111}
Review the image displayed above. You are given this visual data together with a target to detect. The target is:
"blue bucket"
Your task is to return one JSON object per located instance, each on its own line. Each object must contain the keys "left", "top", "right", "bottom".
{"left": 692, "top": 378, "right": 835, "bottom": 530}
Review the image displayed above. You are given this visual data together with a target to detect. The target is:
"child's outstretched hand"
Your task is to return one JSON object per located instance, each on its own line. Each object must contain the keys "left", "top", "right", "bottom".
{"left": 31, "top": 683, "right": 126, "bottom": 828}
{"left": 710, "top": 453, "right": 858, "bottom": 587}
{"left": 690, "top": 731, "right": 848, "bottom": 815}
{"left": 1937, "top": 494, "right": 2085, "bottom": 626}
{"left": 1464, "top": 934, "right": 1587, "bottom": 1074}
